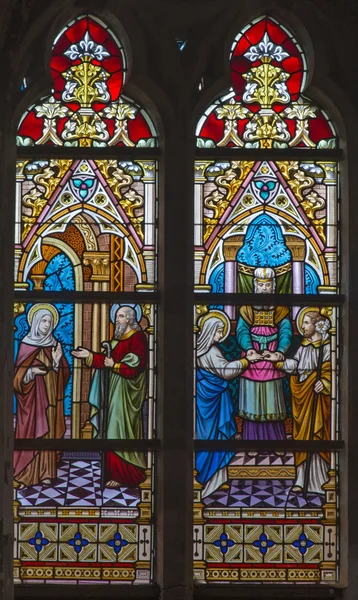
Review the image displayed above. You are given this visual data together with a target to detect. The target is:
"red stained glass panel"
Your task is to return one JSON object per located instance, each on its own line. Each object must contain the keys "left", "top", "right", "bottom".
{"left": 266, "top": 19, "right": 287, "bottom": 44}
{"left": 196, "top": 16, "right": 337, "bottom": 151}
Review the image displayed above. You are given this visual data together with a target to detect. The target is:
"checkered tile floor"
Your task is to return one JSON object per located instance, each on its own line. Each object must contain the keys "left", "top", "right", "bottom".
{"left": 204, "top": 479, "right": 324, "bottom": 509}
{"left": 16, "top": 458, "right": 141, "bottom": 508}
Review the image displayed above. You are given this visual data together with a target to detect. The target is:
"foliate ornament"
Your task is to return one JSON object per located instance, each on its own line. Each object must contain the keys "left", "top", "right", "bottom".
{"left": 62, "top": 60, "right": 110, "bottom": 106}
{"left": 119, "top": 189, "right": 144, "bottom": 240}
{"left": 243, "top": 66, "right": 290, "bottom": 107}
{"left": 203, "top": 161, "right": 254, "bottom": 241}
{"left": 243, "top": 33, "right": 290, "bottom": 109}
{"left": 34, "top": 96, "right": 68, "bottom": 145}
{"left": 14, "top": 303, "right": 26, "bottom": 317}
{"left": 96, "top": 160, "right": 145, "bottom": 240}
{"left": 240, "top": 33, "right": 293, "bottom": 148}
{"left": 284, "top": 97, "right": 317, "bottom": 147}
{"left": 64, "top": 32, "right": 110, "bottom": 62}
{"left": 97, "top": 161, "right": 133, "bottom": 199}
{"left": 194, "top": 305, "right": 209, "bottom": 331}
{"left": 215, "top": 98, "right": 252, "bottom": 147}
{"left": 21, "top": 161, "right": 73, "bottom": 239}
{"left": 22, "top": 188, "right": 47, "bottom": 239}
{"left": 243, "top": 111, "right": 290, "bottom": 148}
{"left": 277, "top": 161, "right": 326, "bottom": 242}
{"left": 103, "top": 99, "right": 137, "bottom": 147}
{"left": 243, "top": 33, "right": 289, "bottom": 63}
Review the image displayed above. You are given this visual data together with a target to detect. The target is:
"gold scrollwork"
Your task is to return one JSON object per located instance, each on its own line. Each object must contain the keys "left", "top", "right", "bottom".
{"left": 277, "top": 162, "right": 326, "bottom": 242}
{"left": 203, "top": 161, "right": 254, "bottom": 241}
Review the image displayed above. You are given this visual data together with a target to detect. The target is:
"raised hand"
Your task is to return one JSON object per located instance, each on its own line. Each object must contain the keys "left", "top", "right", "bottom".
{"left": 72, "top": 347, "right": 90, "bottom": 359}
{"left": 52, "top": 341, "right": 63, "bottom": 365}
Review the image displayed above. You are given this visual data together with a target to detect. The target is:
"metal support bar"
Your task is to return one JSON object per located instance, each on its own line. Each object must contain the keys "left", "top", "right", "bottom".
{"left": 15, "top": 439, "right": 160, "bottom": 451}
{"left": 13, "top": 291, "right": 160, "bottom": 303}
{"left": 193, "top": 293, "right": 345, "bottom": 306}
{"left": 195, "top": 148, "right": 343, "bottom": 161}
{"left": 194, "top": 439, "right": 344, "bottom": 451}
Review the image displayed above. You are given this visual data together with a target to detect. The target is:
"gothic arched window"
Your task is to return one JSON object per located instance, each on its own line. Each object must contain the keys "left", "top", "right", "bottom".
{"left": 14, "top": 14, "right": 158, "bottom": 585}
{"left": 193, "top": 16, "right": 341, "bottom": 586}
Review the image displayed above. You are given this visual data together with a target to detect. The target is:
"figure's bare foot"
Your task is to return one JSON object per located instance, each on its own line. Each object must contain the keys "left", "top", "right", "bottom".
{"left": 41, "top": 478, "right": 51, "bottom": 486}
{"left": 18, "top": 483, "right": 26, "bottom": 490}
{"left": 106, "top": 480, "right": 121, "bottom": 489}
{"left": 247, "top": 451, "right": 258, "bottom": 457}
{"left": 274, "top": 451, "right": 285, "bottom": 457}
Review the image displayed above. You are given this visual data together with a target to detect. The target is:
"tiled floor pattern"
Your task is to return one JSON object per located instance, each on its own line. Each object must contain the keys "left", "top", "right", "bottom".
{"left": 17, "top": 458, "right": 140, "bottom": 508}
{"left": 204, "top": 479, "right": 324, "bottom": 509}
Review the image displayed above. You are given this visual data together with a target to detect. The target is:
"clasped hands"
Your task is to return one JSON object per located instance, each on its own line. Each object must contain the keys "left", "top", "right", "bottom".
{"left": 246, "top": 348, "right": 285, "bottom": 363}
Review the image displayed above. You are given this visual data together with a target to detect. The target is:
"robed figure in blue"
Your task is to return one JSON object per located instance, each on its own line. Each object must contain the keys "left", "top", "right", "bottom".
{"left": 195, "top": 311, "right": 251, "bottom": 497}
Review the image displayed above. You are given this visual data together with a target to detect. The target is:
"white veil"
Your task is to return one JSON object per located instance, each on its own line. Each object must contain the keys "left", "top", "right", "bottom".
{"left": 196, "top": 317, "right": 223, "bottom": 358}
{"left": 22, "top": 308, "right": 56, "bottom": 347}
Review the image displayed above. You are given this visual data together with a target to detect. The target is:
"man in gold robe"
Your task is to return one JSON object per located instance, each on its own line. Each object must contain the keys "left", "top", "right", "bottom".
{"left": 277, "top": 309, "right": 331, "bottom": 494}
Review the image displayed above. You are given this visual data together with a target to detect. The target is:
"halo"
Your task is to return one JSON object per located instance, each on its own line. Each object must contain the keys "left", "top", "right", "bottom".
{"left": 296, "top": 306, "right": 323, "bottom": 336}
{"left": 198, "top": 310, "right": 231, "bottom": 342}
{"left": 27, "top": 303, "right": 59, "bottom": 328}
{"left": 110, "top": 303, "right": 142, "bottom": 324}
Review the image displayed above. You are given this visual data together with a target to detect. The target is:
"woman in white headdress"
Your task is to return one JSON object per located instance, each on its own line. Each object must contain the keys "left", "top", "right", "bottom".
{"left": 14, "top": 304, "right": 70, "bottom": 488}
{"left": 195, "top": 311, "right": 250, "bottom": 498}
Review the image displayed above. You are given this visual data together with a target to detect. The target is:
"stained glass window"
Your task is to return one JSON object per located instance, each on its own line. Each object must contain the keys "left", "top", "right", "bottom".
{"left": 14, "top": 14, "right": 158, "bottom": 586}
{"left": 193, "top": 16, "right": 341, "bottom": 586}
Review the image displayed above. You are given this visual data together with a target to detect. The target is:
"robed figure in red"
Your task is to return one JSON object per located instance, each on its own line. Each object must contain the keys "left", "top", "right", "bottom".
{"left": 14, "top": 304, "right": 69, "bottom": 488}
{"left": 72, "top": 304, "right": 147, "bottom": 488}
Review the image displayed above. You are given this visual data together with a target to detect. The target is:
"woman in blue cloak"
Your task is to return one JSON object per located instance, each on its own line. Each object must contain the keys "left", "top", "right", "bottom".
{"left": 195, "top": 311, "right": 251, "bottom": 497}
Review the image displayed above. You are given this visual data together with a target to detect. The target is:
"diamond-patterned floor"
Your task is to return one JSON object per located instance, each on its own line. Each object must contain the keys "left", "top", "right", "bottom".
{"left": 204, "top": 478, "right": 324, "bottom": 509}
{"left": 16, "top": 458, "right": 141, "bottom": 508}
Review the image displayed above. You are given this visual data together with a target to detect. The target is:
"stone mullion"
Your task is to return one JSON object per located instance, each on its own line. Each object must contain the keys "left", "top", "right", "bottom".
{"left": 1, "top": 57, "right": 16, "bottom": 599}
{"left": 156, "top": 132, "right": 193, "bottom": 600}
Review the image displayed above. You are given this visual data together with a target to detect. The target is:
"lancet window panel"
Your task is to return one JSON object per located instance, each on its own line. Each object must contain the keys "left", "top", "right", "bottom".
{"left": 13, "top": 12, "right": 160, "bottom": 589}
{"left": 193, "top": 13, "right": 343, "bottom": 588}
{"left": 194, "top": 159, "right": 339, "bottom": 296}
{"left": 15, "top": 158, "right": 158, "bottom": 293}
{"left": 14, "top": 449, "right": 155, "bottom": 585}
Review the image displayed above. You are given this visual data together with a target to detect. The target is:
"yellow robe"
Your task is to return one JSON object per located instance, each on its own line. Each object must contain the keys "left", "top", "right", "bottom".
{"left": 290, "top": 359, "right": 331, "bottom": 466}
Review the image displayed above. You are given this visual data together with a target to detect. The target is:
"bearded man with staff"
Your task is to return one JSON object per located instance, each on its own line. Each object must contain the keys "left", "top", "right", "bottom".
{"left": 275, "top": 307, "right": 332, "bottom": 494}
{"left": 72, "top": 304, "right": 147, "bottom": 489}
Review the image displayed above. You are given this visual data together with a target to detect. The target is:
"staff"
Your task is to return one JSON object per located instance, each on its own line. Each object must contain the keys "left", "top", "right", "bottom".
{"left": 100, "top": 341, "right": 111, "bottom": 491}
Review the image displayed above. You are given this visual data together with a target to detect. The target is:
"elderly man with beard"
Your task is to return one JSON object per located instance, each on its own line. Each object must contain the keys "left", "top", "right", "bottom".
{"left": 72, "top": 305, "right": 147, "bottom": 488}
{"left": 276, "top": 309, "right": 331, "bottom": 494}
{"left": 236, "top": 267, "right": 292, "bottom": 451}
